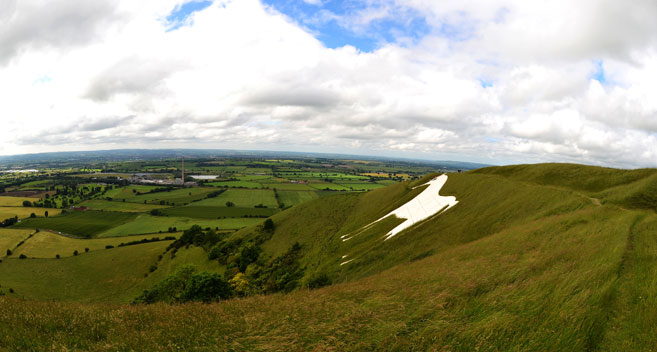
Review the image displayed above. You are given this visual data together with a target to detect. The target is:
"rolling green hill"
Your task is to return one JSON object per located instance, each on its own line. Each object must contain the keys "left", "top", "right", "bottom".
{"left": 3, "top": 163, "right": 657, "bottom": 350}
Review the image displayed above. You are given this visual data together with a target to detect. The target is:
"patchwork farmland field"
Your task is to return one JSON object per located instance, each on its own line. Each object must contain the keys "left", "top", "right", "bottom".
{"left": 11, "top": 231, "right": 182, "bottom": 258}
{"left": 80, "top": 200, "right": 170, "bottom": 212}
{"left": 13, "top": 211, "right": 137, "bottom": 238}
{"left": 0, "top": 207, "right": 60, "bottom": 220}
{"left": 97, "top": 214, "right": 263, "bottom": 237}
{"left": 207, "top": 181, "right": 263, "bottom": 188}
{"left": 192, "top": 189, "right": 278, "bottom": 208}
{"left": 0, "top": 196, "right": 42, "bottom": 206}
{"left": 0, "top": 229, "right": 35, "bottom": 254}
{"left": 161, "top": 206, "right": 277, "bottom": 219}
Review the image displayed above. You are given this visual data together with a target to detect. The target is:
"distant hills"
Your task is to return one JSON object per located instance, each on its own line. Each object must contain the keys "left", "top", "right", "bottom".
{"left": 0, "top": 148, "right": 491, "bottom": 170}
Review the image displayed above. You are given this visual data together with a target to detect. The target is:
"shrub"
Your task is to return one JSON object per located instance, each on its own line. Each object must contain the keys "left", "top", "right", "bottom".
{"left": 18, "top": 254, "right": 27, "bottom": 259}
{"left": 73, "top": 250, "right": 78, "bottom": 256}
{"left": 55, "top": 254, "right": 60, "bottom": 259}
{"left": 133, "top": 265, "right": 232, "bottom": 304}
{"left": 263, "top": 218, "right": 275, "bottom": 232}
{"left": 307, "top": 273, "right": 332, "bottom": 289}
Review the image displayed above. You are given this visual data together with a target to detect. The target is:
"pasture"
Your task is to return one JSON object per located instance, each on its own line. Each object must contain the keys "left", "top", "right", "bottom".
{"left": 0, "top": 229, "right": 35, "bottom": 254}
{"left": 260, "top": 183, "right": 316, "bottom": 191}
{"left": 80, "top": 200, "right": 170, "bottom": 213}
{"left": 208, "top": 181, "right": 263, "bottom": 189}
{"left": 13, "top": 211, "right": 137, "bottom": 238}
{"left": 125, "top": 187, "right": 216, "bottom": 205}
{"left": 192, "top": 189, "right": 278, "bottom": 208}
{"left": 97, "top": 215, "right": 263, "bottom": 237}
{"left": 11, "top": 231, "right": 181, "bottom": 258}
{"left": 0, "top": 207, "right": 61, "bottom": 220}
{"left": 0, "top": 196, "right": 41, "bottom": 206}
{"left": 160, "top": 206, "right": 277, "bottom": 219}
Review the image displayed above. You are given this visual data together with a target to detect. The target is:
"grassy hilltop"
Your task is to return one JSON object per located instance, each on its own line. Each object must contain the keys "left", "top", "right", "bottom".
{"left": 2, "top": 163, "right": 657, "bottom": 350}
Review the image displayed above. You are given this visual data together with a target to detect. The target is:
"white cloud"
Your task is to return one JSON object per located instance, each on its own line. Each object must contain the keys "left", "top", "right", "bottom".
{"left": 0, "top": 0, "right": 657, "bottom": 167}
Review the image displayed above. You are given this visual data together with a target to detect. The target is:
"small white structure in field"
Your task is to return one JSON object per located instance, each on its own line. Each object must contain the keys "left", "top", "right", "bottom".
{"left": 342, "top": 174, "right": 458, "bottom": 243}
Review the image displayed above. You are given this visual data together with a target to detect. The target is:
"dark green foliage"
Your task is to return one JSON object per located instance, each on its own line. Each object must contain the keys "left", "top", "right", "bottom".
{"left": 6, "top": 249, "right": 11, "bottom": 256}
{"left": 22, "top": 201, "right": 32, "bottom": 207}
{"left": 258, "top": 243, "right": 304, "bottom": 293}
{"left": 263, "top": 218, "right": 274, "bottom": 231}
{"left": 307, "top": 273, "right": 331, "bottom": 289}
{"left": 167, "top": 225, "right": 224, "bottom": 252}
{"left": 0, "top": 217, "right": 18, "bottom": 227}
{"left": 149, "top": 209, "right": 163, "bottom": 216}
{"left": 205, "top": 190, "right": 225, "bottom": 198}
{"left": 118, "top": 236, "right": 176, "bottom": 248}
{"left": 18, "top": 254, "right": 27, "bottom": 259}
{"left": 133, "top": 265, "right": 232, "bottom": 304}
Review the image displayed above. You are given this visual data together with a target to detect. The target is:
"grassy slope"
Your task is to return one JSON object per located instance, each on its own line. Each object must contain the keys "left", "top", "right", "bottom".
{"left": 0, "top": 229, "right": 34, "bottom": 254}
{"left": 3, "top": 164, "right": 657, "bottom": 350}
{"left": 160, "top": 206, "right": 277, "bottom": 219}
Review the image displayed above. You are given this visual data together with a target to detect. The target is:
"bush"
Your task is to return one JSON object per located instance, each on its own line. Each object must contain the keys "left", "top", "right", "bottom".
{"left": 307, "top": 273, "right": 332, "bottom": 289}
{"left": 6, "top": 249, "right": 11, "bottom": 256}
{"left": 73, "top": 250, "right": 78, "bottom": 256}
{"left": 133, "top": 265, "right": 232, "bottom": 304}
{"left": 105, "top": 245, "right": 114, "bottom": 249}
{"left": 55, "top": 254, "right": 60, "bottom": 259}
{"left": 225, "top": 201, "right": 235, "bottom": 207}
{"left": 22, "top": 200, "right": 32, "bottom": 207}
{"left": 18, "top": 254, "right": 27, "bottom": 259}
{"left": 263, "top": 218, "right": 275, "bottom": 231}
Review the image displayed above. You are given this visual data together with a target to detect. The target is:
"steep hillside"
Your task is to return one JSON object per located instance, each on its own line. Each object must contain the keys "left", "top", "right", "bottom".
{"left": 3, "top": 163, "right": 657, "bottom": 350}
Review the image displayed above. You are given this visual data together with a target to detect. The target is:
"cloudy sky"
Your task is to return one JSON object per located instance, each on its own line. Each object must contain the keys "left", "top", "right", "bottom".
{"left": 1, "top": 0, "right": 657, "bottom": 167}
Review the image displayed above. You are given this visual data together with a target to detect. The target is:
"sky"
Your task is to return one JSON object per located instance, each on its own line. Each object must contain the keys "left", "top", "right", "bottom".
{"left": 1, "top": 0, "right": 657, "bottom": 167}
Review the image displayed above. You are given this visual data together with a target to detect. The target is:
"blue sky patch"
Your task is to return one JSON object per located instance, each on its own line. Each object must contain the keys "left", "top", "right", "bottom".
{"left": 166, "top": 0, "right": 213, "bottom": 31}
{"left": 262, "top": 0, "right": 431, "bottom": 52}
{"left": 591, "top": 60, "right": 606, "bottom": 84}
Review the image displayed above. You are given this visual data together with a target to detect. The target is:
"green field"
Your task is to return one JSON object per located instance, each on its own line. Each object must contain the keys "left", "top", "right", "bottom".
{"left": 338, "top": 183, "right": 386, "bottom": 190}
{"left": 307, "top": 183, "right": 351, "bottom": 191}
{"left": 13, "top": 211, "right": 137, "bottom": 238}
{"left": 192, "top": 189, "right": 278, "bottom": 208}
{"left": 276, "top": 191, "right": 320, "bottom": 207}
{"left": 0, "top": 196, "right": 41, "bottom": 206}
{"left": 208, "top": 181, "right": 263, "bottom": 188}
{"left": 0, "top": 241, "right": 173, "bottom": 302}
{"left": 160, "top": 206, "right": 277, "bottom": 219}
{"left": 260, "top": 182, "right": 316, "bottom": 191}
{"left": 0, "top": 229, "right": 35, "bottom": 254}
{"left": 103, "top": 185, "right": 164, "bottom": 200}
{"left": 97, "top": 214, "right": 264, "bottom": 237}
{"left": 125, "top": 187, "right": 216, "bottom": 205}
{"left": 12, "top": 232, "right": 181, "bottom": 258}
{"left": 80, "top": 200, "right": 170, "bottom": 212}
{"left": 0, "top": 206, "right": 60, "bottom": 220}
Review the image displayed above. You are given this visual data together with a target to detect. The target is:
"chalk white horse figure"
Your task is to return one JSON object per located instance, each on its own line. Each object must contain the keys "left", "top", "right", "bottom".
{"left": 341, "top": 174, "right": 458, "bottom": 242}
